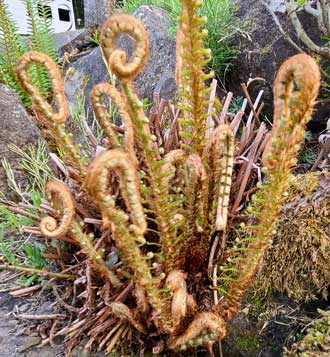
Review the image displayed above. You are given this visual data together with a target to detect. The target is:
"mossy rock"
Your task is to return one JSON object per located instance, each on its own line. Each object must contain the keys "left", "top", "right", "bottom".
{"left": 255, "top": 171, "right": 330, "bottom": 302}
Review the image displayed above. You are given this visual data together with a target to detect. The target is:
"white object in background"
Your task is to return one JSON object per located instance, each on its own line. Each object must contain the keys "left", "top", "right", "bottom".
{"left": 3, "top": 0, "right": 76, "bottom": 34}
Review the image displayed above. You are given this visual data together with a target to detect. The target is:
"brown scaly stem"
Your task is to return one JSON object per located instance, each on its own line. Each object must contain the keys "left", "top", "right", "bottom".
{"left": 16, "top": 51, "right": 87, "bottom": 181}
{"left": 181, "top": 153, "right": 207, "bottom": 270}
{"left": 215, "top": 54, "right": 320, "bottom": 321}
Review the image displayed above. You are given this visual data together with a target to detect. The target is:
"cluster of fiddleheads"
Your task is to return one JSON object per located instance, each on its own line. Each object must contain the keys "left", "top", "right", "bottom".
{"left": 15, "top": 0, "right": 320, "bottom": 353}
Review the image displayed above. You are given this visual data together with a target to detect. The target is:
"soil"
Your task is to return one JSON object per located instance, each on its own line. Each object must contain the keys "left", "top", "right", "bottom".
{"left": 0, "top": 270, "right": 64, "bottom": 357}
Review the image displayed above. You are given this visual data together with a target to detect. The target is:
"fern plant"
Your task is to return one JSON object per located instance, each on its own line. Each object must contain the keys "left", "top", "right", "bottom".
{"left": 0, "top": 0, "right": 29, "bottom": 104}
{"left": 0, "top": 0, "right": 57, "bottom": 106}
{"left": 7, "top": 0, "right": 321, "bottom": 354}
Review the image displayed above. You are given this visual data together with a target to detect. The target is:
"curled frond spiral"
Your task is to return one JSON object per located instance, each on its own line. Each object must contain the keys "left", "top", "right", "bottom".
{"left": 86, "top": 149, "right": 146, "bottom": 235}
{"left": 40, "top": 180, "right": 74, "bottom": 239}
{"left": 16, "top": 51, "right": 86, "bottom": 180}
{"left": 264, "top": 53, "right": 321, "bottom": 169}
{"left": 16, "top": 51, "right": 68, "bottom": 124}
{"left": 100, "top": 14, "right": 149, "bottom": 81}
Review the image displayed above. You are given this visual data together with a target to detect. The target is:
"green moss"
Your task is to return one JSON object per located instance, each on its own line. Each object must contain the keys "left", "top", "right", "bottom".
{"left": 236, "top": 331, "right": 261, "bottom": 355}
{"left": 254, "top": 171, "right": 330, "bottom": 302}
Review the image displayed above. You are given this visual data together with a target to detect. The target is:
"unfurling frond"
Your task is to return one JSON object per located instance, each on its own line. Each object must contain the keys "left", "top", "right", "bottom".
{"left": 216, "top": 53, "right": 320, "bottom": 321}
{"left": 16, "top": 51, "right": 86, "bottom": 181}
{"left": 203, "top": 124, "right": 234, "bottom": 233}
{"left": 100, "top": 14, "right": 149, "bottom": 82}
{"left": 16, "top": 51, "right": 67, "bottom": 123}
{"left": 40, "top": 180, "right": 74, "bottom": 238}
{"left": 178, "top": 0, "right": 213, "bottom": 155}
{"left": 86, "top": 149, "right": 172, "bottom": 333}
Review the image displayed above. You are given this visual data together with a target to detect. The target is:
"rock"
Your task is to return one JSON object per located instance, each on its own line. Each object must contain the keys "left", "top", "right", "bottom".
{"left": 84, "top": 0, "right": 109, "bottom": 27}
{"left": 227, "top": 0, "right": 329, "bottom": 131}
{"left": 59, "top": 28, "right": 95, "bottom": 57}
{"left": 64, "top": 6, "right": 176, "bottom": 120}
{"left": 52, "top": 29, "right": 89, "bottom": 55}
{"left": 0, "top": 84, "right": 42, "bottom": 200}
{"left": 0, "top": 291, "right": 64, "bottom": 356}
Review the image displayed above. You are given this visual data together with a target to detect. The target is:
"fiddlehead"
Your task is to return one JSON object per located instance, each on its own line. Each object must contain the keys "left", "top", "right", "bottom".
{"left": 16, "top": 51, "right": 86, "bottom": 180}
{"left": 16, "top": 51, "right": 67, "bottom": 123}
{"left": 86, "top": 149, "right": 173, "bottom": 332}
{"left": 100, "top": 14, "right": 149, "bottom": 82}
{"left": 166, "top": 270, "right": 197, "bottom": 328}
{"left": 40, "top": 180, "right": 74, "bottom": 239}
{"left": 87, "top": 149, "right": 146, "bottom": 235}
{"left": 215, "top": 54, "right": 320, "bottom": 321}
{"left": 41, "top": 180, "right": 120, "bottom": 287}
{"left": 100, "top": 14, "right": 181, "bottom": 274}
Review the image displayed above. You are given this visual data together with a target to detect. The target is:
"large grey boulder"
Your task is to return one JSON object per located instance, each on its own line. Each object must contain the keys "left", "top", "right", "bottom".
{"left": 227, "top": 0, "right": 329, "bottom": 130}
{"left": 84, "top": 0, "right": 109, "bottom": 27}
{"left": 0, "top": 85, "right": 42, "bottom": 199}
{"left": 64, "top": 6, "right": 176, "bottom": 119}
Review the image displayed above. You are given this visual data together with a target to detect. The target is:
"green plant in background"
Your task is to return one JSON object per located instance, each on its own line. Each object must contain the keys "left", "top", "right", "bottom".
{"left": 0, "top": 0, "right": 28, "bottom": 103}
{"left": 298, "top": 130, "right": 317, "bottom": 165}
{"left": 229, "top": 95, "right": 244, "bottom": 114}
{"left": 120, "top": 0, "right": 238, "bottom": 77}
{"left": 8, "top": 140, "right": 54, "bottom": 194}
{"left": 0, "top": 140, "right": 53, "bottom": 284}
{"left": 0, "top": 0, "right": 57, "bottom": 106}
{"left": 0, "top": 226, "right": 17, "bottom": 265}
{"left": 0, "top": 206, "right": 34, "bottom": 231}
{"left": 18, "top": 242, "right": 47, "bottom": 286}
{"left": 1, "top": 140, "right": 53, "bottom": 201}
